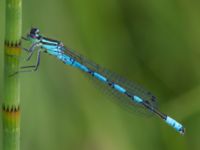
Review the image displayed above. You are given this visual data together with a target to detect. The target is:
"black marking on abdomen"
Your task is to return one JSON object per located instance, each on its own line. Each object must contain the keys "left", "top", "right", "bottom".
{"left": 88, "top": 70, "right": 94, "bottom": 76}
{"left": 141, "top": 101, "right": 166, "bottom": 119}
{"left": 70, "top": 58, "right": 75, "bottom": 65}
{"left": 107, "top": 80, "right": 114, "bottom": 88}
{"left": 125, "top": 91, "right": 132, "bottom": 98}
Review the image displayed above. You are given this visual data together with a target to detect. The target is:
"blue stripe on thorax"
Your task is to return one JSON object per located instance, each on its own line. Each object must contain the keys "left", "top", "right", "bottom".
{"left": 42, "top": 44, "right": 60, "bottom": 52}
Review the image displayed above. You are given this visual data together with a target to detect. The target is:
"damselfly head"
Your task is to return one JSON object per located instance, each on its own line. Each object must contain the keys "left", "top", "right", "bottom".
{"left": 28, "top": 28, "right": 40, "bottom": 39}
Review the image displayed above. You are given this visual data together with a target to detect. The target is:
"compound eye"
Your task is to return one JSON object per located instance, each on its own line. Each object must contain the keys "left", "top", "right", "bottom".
{"left": 30, "top": 28, "right": 39, "bottom": 35}
{"left": 36, "top": 29, "right": 40, "bottom": 34}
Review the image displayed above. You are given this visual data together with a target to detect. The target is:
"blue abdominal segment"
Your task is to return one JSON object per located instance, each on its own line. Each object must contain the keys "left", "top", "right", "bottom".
{"left": 133, "top": 96, "right": 143, "bottom": 103}
{"left": 73, "top": 61, "right": 90, "bottom": 72}
{"left": 165, "top": 116, "right": 185, "bottom": 134}
{"left": 93, "top": 72, "right": 107, "bottom": 82}
{"left": 113, "top": 84, "right": 126, "bottom": 93}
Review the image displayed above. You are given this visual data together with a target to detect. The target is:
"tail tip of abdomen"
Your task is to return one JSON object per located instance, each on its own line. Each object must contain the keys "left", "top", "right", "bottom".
{"left": 179, "top": 127, "right": 185, "bottom": 135}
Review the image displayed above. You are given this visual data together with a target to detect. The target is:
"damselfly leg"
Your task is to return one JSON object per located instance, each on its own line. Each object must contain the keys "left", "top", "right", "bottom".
{"left": 19, "top": 49, "right": 41, "bottom": 72}
{"left": 9, "top": 42, "right": 42, "bottom": 76}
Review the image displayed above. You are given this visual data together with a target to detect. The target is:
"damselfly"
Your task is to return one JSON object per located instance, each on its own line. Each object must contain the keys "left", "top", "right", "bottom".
{"left": 20, "top": 28, "right": 185, "bottom": 134}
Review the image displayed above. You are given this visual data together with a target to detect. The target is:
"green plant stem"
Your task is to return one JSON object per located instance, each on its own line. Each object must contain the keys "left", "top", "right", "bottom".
{"left": 2, "top": 0, "right": 22, "bottom": 150}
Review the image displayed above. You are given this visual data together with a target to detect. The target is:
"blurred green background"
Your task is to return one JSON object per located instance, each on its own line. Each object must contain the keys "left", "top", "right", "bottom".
{"left": 0, "top": 0, "right": 200, "bottom": 150}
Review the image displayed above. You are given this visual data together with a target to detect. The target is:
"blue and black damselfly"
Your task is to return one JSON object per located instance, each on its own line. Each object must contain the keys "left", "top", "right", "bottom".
{"left": 19, "top": 28, "right": 185, "bottom": 134}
